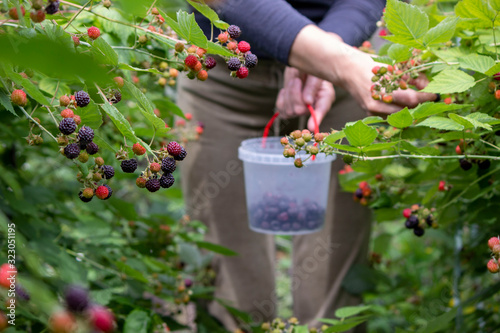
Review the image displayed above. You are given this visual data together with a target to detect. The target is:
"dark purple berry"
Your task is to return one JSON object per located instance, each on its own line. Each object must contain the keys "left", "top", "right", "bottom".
{"left": 426, "top": 215, "right": 434, "bottom": 227}
{"left": 227, "top": 25, "right": 241, "bottom": 39}
{"left": 160, "top": 173, "right": 175, "bottom": 188}
{"left": 167, "top": 141, "right": 182, "bottom": 156}
{"left": 59, "top": 118, "right": 77, "bottom": 135}
{"left": 101, "top": 165, "right": 115, "bottom": 179}
{"left": 161, "top": 157, "right": 176, "bottom": 173}
{"left": 354, "top": 188, "right": 363, "bottom": 199}
{"left": 413, "top": 227, "right": 425, "bottom": 237}
{"left": 64, "top": 143, "right": 80, "bottom": 159}
{"left": 478, "top": 159, "right": 491, "bottom": 170}
{"left": 45, "top": 0, "right": 60, "bottom": 14}
{"left": 173, "top": 147, "right": 187, "bottom": 161}
{"left": 86, "top": 142, "right": 99, "bottom": 155}
{"left": 77, "top": 126, "right": 94, "bottom": 144}
{"left": 204, "top": 56, "right": 217, "bottom": 70}
{"left": 405, "top": 215, "right": 419, "bottom": 229}
{"left": 146, "top": 178, "right": 161, "bottom": 192}
{"left": 74, "top": 90, "right": 90, "bottom": 107}
{"left": 65, "top": 285, "right": 90, "bottom": 313}
{"left": 460, "top": 159, "right": 472, "bottom": 171}
{"left": 244, "top": 53, "right": 258, "bottom": 69}
{"left": 103, "top": 184, "right": 112, "bottom": 199}
{"left": 184, "top": 279, "right": 193, "bottom": 288}
{"left": 16, "top": 284, "right": 30, "bottom": 301}
{"left": 120, "top": 159, "right": 138, "bottom": 173}
{"left": 227, "top": 57, "right": 241, "bottom": 71}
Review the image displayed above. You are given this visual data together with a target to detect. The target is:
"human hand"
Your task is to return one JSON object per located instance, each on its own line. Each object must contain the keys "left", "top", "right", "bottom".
{"left": 275, "top": 67, "right": 335, "bottom": 132}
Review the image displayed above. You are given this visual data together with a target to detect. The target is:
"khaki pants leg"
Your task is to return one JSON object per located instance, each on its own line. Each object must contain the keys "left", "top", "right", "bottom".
{"left": 292, "top": 88, "right": 371, "bottom": 332}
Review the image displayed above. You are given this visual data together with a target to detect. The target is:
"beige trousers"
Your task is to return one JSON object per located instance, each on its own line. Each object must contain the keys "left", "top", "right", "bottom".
{"left": 177, "top": 58, "right": 371, "bottom": 332}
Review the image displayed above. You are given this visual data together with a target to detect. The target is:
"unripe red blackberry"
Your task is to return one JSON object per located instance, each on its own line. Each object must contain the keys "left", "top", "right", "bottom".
{"left": 161, "top": 157, "right": 176, "bottom": 173}
{"left": 204, "top": 56, "right": 217, "bottom": 69}
{"left": 294, "top": 158, "right": 303, "bottom": 168}
{"left": 160, "top": 173, "right": 175, "bottom": 188}
{"left": 87, "top": 26, "right": 101, "bottom": 40}
{"left": 86, "top": 142, "right": 99, "bottom": 155}
{"left": 95, "top": 157, "right": 104, "bottom": 166}
{"left": 64, "top": 143, "right": 80, "bottom": 159}
{"left": 146, "top": 178, "right": 161, "bottom": 192}
{"left": 237, "top": 41, "right": 250, "bottom": 53}
{"left": 60, "top": 95, "right": 71, "bottom": 107}
{"left": 64, "top": 285, "right": 90, "bottom": 313}
{"left": 197, "top": 70, "right": 208, "bottom": 81}
{"left": 49, "top": 311, "right": 76, "bottom": 333}
{"left": 175, "top": 42, "right": 185, "bottom": 53}
{"left": 77, "top": 126, "right": 94, "bottom": 144}
{"left": 8, "top": 6, "right": 25, "bottom": 20}
{"left": 236, "top": 66, "right": 249, "bottom": 79}
{"left": 57, "top": 135, "right": 69, "bottom": 146}
{"left": 11, "top": 89, "right": 28, "bottom": 106}
{"left": 149, "top": 162, "right": 161, "bottom": 173}
{"left": 136, "top": 177, "right": 147, "bottom": 188}
{"left": 61, "top": 109, "right": 74, "bottom": 118}
{"left": 132, "top": 143, "right": 146, "bottom": 155}
{"left": 30, "top": 9, "right": 45, "bottom": 23}
{"left": 120, "top": 159, "right": 138, "bottom": 173}
{"left": 73, "top": 115, "right": 82, "bottom": 125}
{"left": 184, "top": 55, "right": 198, "bottom": 69}
{"left": 101, "top": 165, "right": 115, "bottom": 179}
{"left": 166, "top": 141, "right": 182, "bottom": 156}
{"left": 89, "top": 306, "right": 114, "bottom": 333}
{"left": 113, "top": 77, "right": 124, "bottom": 88}
{"left": 218, "top": 32, "right": 228, "bottom": 44}
{"left": 227, "top": 25, "right": 241, "bottom": 39}
{"left": 96, "top": 186, "right": 109, "bottom": 200}
{"left": 227, "top": 57, "right": 241, "bottom": 71}
{"left": 74, "top": 90, "right": 90, "bottom": 107}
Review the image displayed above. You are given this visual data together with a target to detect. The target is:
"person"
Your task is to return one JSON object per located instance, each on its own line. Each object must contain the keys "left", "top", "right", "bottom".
{"left": 177, "top": 0, "right": 436, "bottom": 331}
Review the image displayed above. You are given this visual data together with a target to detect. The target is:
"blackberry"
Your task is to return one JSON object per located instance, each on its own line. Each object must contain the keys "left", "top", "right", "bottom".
{"left": 478, "top": 159, "right": 491, "bottom": 170}
{"left": 108, "top": 90, "right": 121, "bottom": 104}
{"left": 65, "top": 285, "right": 89, "bottom": 313}
{"left": 103, "top": 184, "right": 113, "bottom": 199}
{"left": 161, "top": 157, "right": 176, "bottom": 173}
{"left": 184, "top": 279, "right": 193, "bottom": 288}
{"left": 426, "top": 215, "right": 434, "bottom": 227}
{"left": 74, "top": 90, "right": 90, "bottom": 107}
{"left": 16, "top": 284, "right": 30, "bottom": 301}
{"left": 101, "top": 165, "right": 115, "bottom": 179}
{"left": 413, "top": 227, "right": 425, "bottom": 237}
{"left": 78, "top": 191, "right": 92, "bottom": 203}
{"left": 244, "top": 53, "right": 258, "bottom": 69}
{"left": 77, "top": 126, "right": 94, "bottom": 144}
{"left": 86, "top": 142, "right": 99, "bottom": 155}
{"left": 204, "top": 56, "right": 217, "bottom": 69}
{"left": 459, "top": 159, "right": 472, "bottom": 171}
{"left": 354, "top": 188, "right": 363, "bottom": 199}
{"left": 79, "top": 141, "right": 88, "bottom": 150}
{"left": 227, "top": 57, "right": 241, "bottom": 71}
{"left": 120, "top": 159, "right": 138, "bottom": 173}
{"left": 405, "top": 215, "right": 419, "bottom": 229}
{"left": 160, "top": 173, "right": 175, "bottom": 188}
{"left": 227, "top": 25, "right": 241, "bottom": 39}
{"left": 167, "top": 141, "right": 182, "bottom": 156}
{"left": 146, "top": 178, "right": 161, "bottom": 192}
{"left": 45, "top": 0, "right": 60, "bottom": 14}
{"left": 64, "top": 143, "right": 81, "bottom": 159}
{"left": 174, "top": 147, "right": 187, "bottom": 161}
{"left": 59, "top": 118, "right": 77, "bottom": 135}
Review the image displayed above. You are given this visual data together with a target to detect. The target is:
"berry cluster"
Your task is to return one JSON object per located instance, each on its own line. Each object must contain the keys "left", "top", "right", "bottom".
{"left": 487, "top": 236, "right": 500, "bottom": 273}
{"left": 8, "top": 1, "right": 60, "bottom": 24}
{"left": 134, "top": 141, "right": 187, "bottom": 193}
{"left": 249, "top": 193, "right": 326, "bottom": 233}
{"left": 260, "top": 317, "right": 330, "bottom": 333}
{"left": 281, "top": 130, "right": 330, "bottom": 168}
{"left": 370, "top": 50, "right": 424, "bottom": 103}
{"left": 402, "top": 204, "right": 437, "bottom": 237}
{"left": 71, "top": 26, "right": 102, "bottom": 47}
{"left": 49, "top": 285, "right": 115, "bottom": 333}
{"left": 455, "top": 139, "right": 492, "bottom": 171}
{"left": 217, "top": 25, "right": 258, "bottom": 79}
{"left": 353, "top": 181, "right": 372, "bottom": 206}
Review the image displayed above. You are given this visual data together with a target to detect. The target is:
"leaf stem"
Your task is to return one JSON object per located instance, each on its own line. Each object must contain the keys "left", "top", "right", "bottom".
{"left": 63, "top": 0, "right": 92, "bottom": 30}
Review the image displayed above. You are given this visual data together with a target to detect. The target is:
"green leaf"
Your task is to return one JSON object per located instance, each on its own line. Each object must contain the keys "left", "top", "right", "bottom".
{"left": 343, "top": 121, "right": 378, "bottom": 147}
{"left": 3, "top": 65, "right": 50, "bottom": 105}
{"left": 171, "top": 10, "right": 208, "bottom": 48}
{"left": 458, "top": 54, "right": 496, "bottom": 73}
{"left": 292, "top": 325, "right": 310, "bottom": 333}
{"left": 384, "top": 0, "right": 428, "bottom": 47}
{"left": 99, "top": 102, "right": 136, "bottom": 142}
{"left": 153, "top": 97, "right": 185, "bottom": 118}
{"left": 411, "top": 102, "right": 471, "bottom": 119}
{"left": 485, "top": 62, "right": 500, "bottom": 76}
{"left": 90, "top": 37, "right": 119, "bottom": 66}
{"left": 328, "top": 144, "right": 361, "bottom": 153}
{"left": 387, "top": 44, "right": 412, "bottom": 62}
{"left": 490, "top": 0, "right": 500, "bottom": 11}
{"left": 115, "top": 262, "right": 149, "bottom": 283}
{"left": 372, "top": 56, "right": 395, "bottom": 66}
{"left": 118, "top": 63, "right": 162, "bottom": 75}
{"left": 0, "top": 89, "right": 17, "bottom": 116}
{"left": 423, "top": 17, "right": 459, "bottom": 46}
{"left": 93, "top": 133, "right": 116, "bottom": 153}
{"left": 455, "top": 0, "right": 496, "bottom": 28}
{"left": 124, "top": 81, "right": 168, "bottom": 136}
{"left": 75, "top": 99, "right": 103, "bottom": 129}
{"left": 124, "top": 310, "right": 150, "bottom": 333}
{"left": 196, "top": 241, "right": 237, "bottom": 256}
{"left": 38, "top": 78, "right": 71, "bottom": 99}
{"left": 324, "top": 315, "right": 372, "bottom": 333}
{"left": 186, "top": 0, "right": 229, "bottom": 29}
{"left": 335, "top": 305, "right": 372, "bottom": 318}
{"left": 324, "top": 131, "right": 346, "bottom": 145}
{"left": 463, "top": 115, "right": 493, "bottom": 129}
{"left": 416, "top": 116, "right": 464, "bottom": 131}
{"left": 207, "top": 41, "right": 234, "bottom": 57}
{"left": 387, "top": 107, "right": 413, "bottom": 128}
{"left": 468, "top": 112, "right": 499, "bottom": 123}
{"left": 362, "top": 116, "right": 385, "bottom": 125}
{"left": 422, "top": 69, "right": 476, "bottom": 94}
{"left": 449, "top": 113, "right": 474, "bottom": 129}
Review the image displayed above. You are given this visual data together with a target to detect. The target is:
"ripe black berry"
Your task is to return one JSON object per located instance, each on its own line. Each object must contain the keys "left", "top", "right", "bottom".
{"left": 460, "top": 159, "right": 472, "bottom": 171}
{"left": 65, "top": 285, "right": 89, "bottom": 313}
{"left": 354, "top": 188, "right": 363, "bottom": 199}
{"left": 227, "top": 25, "right": 241, "bottom": 39}
{"left": 227, "top": 57, "right": 241, "bottom": 71}
{"left": 78, "top": 191, "right": 92, "bottom": 203}
{"left": 77, "top": 126, "right": 94, "bottom": 144}
{"left": 121, "top": 159, "right": 138, "bottom": 173}
{"left": 45, "top": 0, "right": 60, "bottom": 14}
{"left": 244, "top": 53, "right": 258, "bottom": 69}
{"left": 146, "top": 178, "right": 161, "bottom": 192}
{"left": 478, "top": 159, "right": 491, "bottom": 170}
{"left": 103, "top": 184, "right": 112, "bottom": 199}
{"left": 59, "top": 118, "right": 77, "bottom": 135}
{"left": 16, "top": 284, "right": 30, "bottom": 301}
{"left": 405, "top": 215, "right": 418, "bottom": 229}
{"left": 161, "top": 157, "right": 176, "bottom": 173}
{"left": 174, "top": 147, "right": 187, "bottom": 161}
{"left": 413, "top": 227, "right": 425, "bottom": 237}
{"left": 426, "top": 215, "right": 434, "bottom": 227}
{"left": 64, "top": 143, "right": 80, "bottom": 159}
{"left": 86, "top": 142, "right": 99, "bottom": 155}
{"left": 101, "top": 165, "right": 115, "bottom": 179}
{"left": 74, "top": 90, "right": 90, "bottom": 107}
{"left": 160, "top": 173, "right": 175, "bottom": 188}
{"left": 108, "top": 90, "right": 121, "bottom": 104}
{"left": 204, "top": 56, "right": 217, "bottom": 69}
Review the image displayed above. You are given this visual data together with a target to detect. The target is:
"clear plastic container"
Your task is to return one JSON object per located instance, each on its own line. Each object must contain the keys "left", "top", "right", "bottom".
{"left": 238, "top": 137, "right": 335, "bottom": 235}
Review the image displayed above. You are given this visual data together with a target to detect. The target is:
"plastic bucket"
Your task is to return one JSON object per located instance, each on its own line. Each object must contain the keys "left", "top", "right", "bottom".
{"left": 238, "top": 137, "right": 336, "bottom": 235}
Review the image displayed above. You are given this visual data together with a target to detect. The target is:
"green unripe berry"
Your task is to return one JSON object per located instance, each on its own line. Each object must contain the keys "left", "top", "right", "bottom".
{"left": 295, "top": 138, "right": 305, "bottom": 147}
{"left": 78, "top": 152, "right": 89, "bottom": 163}
{"left": 371, "top": 75, "right": 380, "bottom": 82}
{"left": 378, "top": 67, "right": 387, "bottom": 75}
{"left": 294, "top": 158, "right": 303, "bottom": 168}
{"left": 343, "top": 154, "right": 353, "bottom": 164}
{"left": 308, "top": 146, "right": 319, "bottom": 155}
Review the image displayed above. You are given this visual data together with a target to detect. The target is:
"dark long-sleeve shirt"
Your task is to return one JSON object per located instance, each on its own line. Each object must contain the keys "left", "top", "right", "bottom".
{"left": 195, "top": 0, "right": 385, "bottom": 64}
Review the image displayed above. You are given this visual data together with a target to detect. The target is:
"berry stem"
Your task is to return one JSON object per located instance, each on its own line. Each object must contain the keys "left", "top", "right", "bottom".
{"left": 43, "top": 105, "right": 59, "bottom": 127}
{"left": 63, "top": 0, "right": 93, "bottom": 30}
{"left": 480, "top": 139, "right": 500, "bottom": 151}
{"left": 138, "top": 0, "right": 158, "bottom": 26}
{"left": 19, "top": 106, "right": 58, "bottom": 142}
